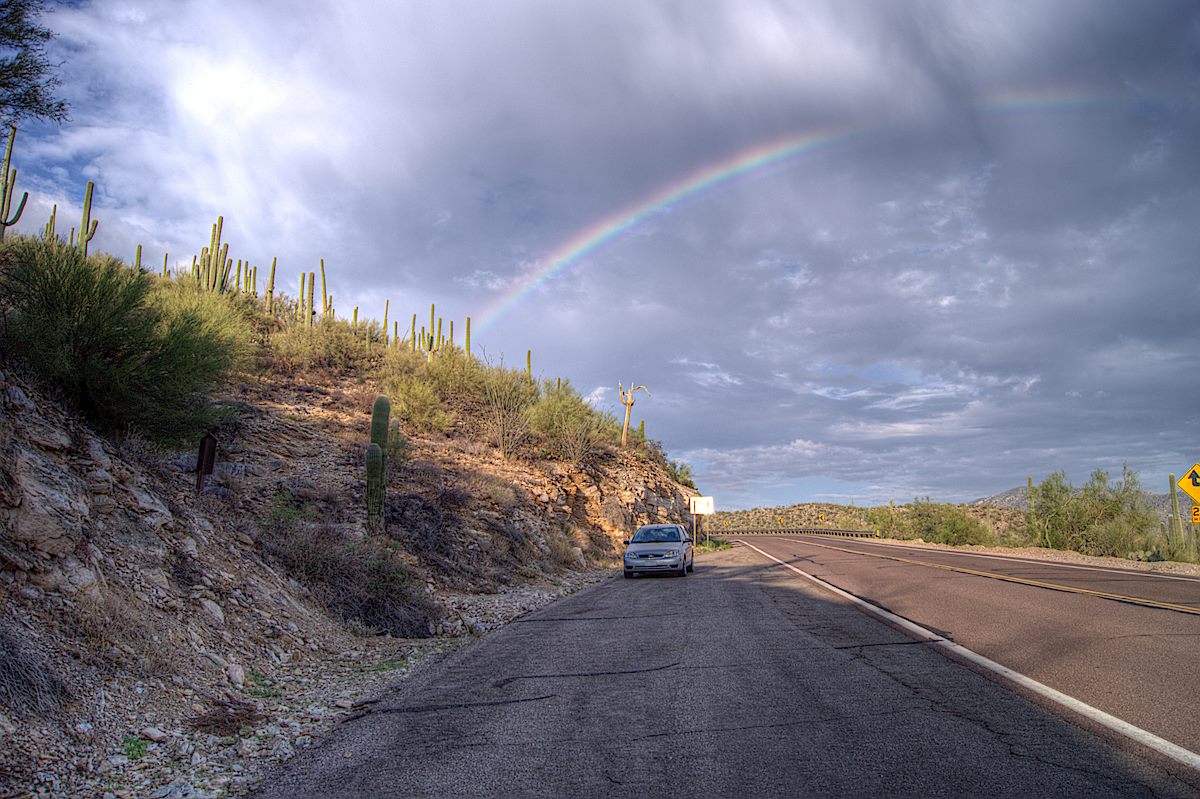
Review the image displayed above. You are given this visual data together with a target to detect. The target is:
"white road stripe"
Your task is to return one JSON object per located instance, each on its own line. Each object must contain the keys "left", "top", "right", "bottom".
{"left": 738, "top": 538, "right": 1200, "bottom": 774}
{"left": 784, "top": 535, "right": 1200, "bottom": 584}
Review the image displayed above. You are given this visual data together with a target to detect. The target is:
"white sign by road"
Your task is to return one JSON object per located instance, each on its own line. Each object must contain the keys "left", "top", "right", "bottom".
{"left": 690, "top": 496, "right": 714, "bottom": 515}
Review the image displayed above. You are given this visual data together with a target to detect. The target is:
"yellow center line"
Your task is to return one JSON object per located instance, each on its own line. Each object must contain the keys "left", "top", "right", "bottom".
{"left": 775, "top": 536, "right": 1200, "bottom": 617}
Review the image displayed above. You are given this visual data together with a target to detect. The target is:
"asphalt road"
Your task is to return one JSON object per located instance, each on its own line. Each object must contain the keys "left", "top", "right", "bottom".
{"left": 741, "top": 534, "right": 1200, "bottom": 755}
{"left": 250, "top": 545, "right": 1199, "bottom": 798}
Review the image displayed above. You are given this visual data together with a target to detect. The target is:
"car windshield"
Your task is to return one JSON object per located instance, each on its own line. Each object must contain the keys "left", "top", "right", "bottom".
{"left": 630, "top": 527, "right": 682, "bottom": 543}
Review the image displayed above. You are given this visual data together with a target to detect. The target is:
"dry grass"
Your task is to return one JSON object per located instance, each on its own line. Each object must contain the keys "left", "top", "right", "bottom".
{"left": 63, "top": 588, "right": 182, "bottom": 676}
{"left": 0, "top": 622, "right": 71, "bottom": 714}
{"left": 185, "top": 699, "right": 265, "bottom": 736}
{"left": 259, "top": 492, "right": 440, "bottom": 637}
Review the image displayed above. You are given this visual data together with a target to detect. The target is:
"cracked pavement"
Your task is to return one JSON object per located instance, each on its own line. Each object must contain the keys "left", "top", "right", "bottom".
{"left": 248, "top": 546, "right": 1198, "bottom": 798}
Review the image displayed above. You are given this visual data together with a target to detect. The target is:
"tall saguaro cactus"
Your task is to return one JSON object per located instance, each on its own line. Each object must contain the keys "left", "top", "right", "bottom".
{"left": 465, "top": 316, "right": 472, "bottom": 359}
{"left": 618, "top": 382, "right": 651, "bottom": 448}
{"left": 78, "top": 181, "right": 99, "bottom": 256}
{"left": 266, "top": 257, "right": 277, "bottom": 313}
{"left": 0, "top": 126, "right": 29, "bottom": 240}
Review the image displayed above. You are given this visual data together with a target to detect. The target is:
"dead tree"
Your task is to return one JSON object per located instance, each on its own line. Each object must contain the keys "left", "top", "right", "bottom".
{"left": 618, "top": 382, "right": 650, "bottom": 448}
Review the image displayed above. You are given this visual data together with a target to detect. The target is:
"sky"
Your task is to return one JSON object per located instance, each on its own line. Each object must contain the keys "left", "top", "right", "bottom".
{"left": 8, "top": 0, "right": 1200, "bottom": 509}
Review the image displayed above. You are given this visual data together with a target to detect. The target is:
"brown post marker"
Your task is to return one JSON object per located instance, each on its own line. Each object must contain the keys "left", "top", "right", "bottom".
{"left": 196, "top": 433, "right": 217, "bottom": 494}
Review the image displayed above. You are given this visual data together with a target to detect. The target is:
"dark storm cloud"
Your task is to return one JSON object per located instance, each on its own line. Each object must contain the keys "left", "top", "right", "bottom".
{"left": 13, "top": 0, "right": 1200, "bottom": 507}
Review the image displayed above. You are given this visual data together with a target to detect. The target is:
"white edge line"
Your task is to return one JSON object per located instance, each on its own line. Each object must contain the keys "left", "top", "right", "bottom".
{"left": 737, "top": 539, "right": 1200, "bottom": 773}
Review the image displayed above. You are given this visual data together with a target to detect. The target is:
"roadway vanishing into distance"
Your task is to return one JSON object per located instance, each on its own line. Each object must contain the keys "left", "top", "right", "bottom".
{"left": 250, "top": 543, "right": 1199, "bottom": 798}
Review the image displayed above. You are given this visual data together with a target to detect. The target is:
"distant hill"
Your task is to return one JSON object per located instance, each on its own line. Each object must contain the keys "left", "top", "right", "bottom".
{"left": 973, "top": 486, "right": 1195, "bottom": 520}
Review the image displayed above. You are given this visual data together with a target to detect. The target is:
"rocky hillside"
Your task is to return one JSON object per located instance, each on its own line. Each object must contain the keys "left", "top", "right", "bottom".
{"left": 0, "top": 364, "right": 695, "bottom": 798}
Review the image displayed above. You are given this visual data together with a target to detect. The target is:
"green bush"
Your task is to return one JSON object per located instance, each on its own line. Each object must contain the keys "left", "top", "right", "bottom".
{"left": 269, "top": 318, "right": 374, "bottom": 373}
{"left": 424, "top": 347, "right": 485, "bottom": 402}
{"left": 528, "top": 379, "right": 603, "bottom": 462}
{"left": 0, "top": 237, "right": 247, "bottom": 443}
{"left": 1031, "top": 467, "right": 1160, "bottom": 557}
{"left": 669, "top": 461, "right": 697, "bottom": 489}
{"left": 390, "top": 377, "right": 454, "bottom": 434}
{"left": 479, "top": 364, "right": 538, "bottom": 458}
{"left": 906, "top": 499, "right": 993, "bottom": 546}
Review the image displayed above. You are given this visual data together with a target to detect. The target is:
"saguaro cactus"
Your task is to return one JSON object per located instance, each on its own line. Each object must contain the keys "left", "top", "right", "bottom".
{"left": 1169, "top": 474, "right": 1181, "bottom": 548}
{"left": 366, "top": 443, "right": 384, "bottom": 531}
{"left": 306, "top": 272, "right": 315, "bottom": 326}
{"left": 266, "top": 257, "right": 277, "bottom": 313}
{"left": 526, "top": 350, "right": 532, "bottom": 381}
{"left": 77, "top": 181, "right": 98, "bottom": 256}
{"left": 371, "top": 395, "right": 391, "bottom": 474}
{"left": 0, "top": 126, "right": 29, "bottom": 240}
{"left": 465, "top": 316, "right": 471, "bottom": 359}
{"left": 618, "top": 382, "right": 651, "bottom": 447}
{"left": 383, "top": 300, "right": 390, "bottom": 346}
{"left": 319, "top": 259, "right": 329, "bottom": 319}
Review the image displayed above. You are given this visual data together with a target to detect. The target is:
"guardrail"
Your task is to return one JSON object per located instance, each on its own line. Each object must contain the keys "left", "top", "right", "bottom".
{"left": 714, "top": 527, "right": 878, "bottom": 538}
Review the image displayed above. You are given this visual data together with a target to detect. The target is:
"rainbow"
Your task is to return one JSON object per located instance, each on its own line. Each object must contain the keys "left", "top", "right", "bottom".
{"left": 477, "top": 86, "right": 1120, "bottom": 331}
{"left": 477, "top": 125, "right": 857, "bottom": 330}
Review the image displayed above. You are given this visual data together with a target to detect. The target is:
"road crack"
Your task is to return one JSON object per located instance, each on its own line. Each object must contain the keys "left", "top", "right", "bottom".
{"left": 493, "top": 661, "right": 680, "bottom": 688}
{"left": 342, "top": 693, "right": 557, "bottom": 723}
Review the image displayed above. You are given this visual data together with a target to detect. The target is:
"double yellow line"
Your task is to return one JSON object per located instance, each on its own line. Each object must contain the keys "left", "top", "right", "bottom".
{"left": 779, "top": 537, "right": 1200, "bottom": 617}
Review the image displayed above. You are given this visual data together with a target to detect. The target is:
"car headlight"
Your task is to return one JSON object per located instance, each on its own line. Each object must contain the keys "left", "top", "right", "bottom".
{"left": 624, "top": 551, "right": 638, "bottom": 560}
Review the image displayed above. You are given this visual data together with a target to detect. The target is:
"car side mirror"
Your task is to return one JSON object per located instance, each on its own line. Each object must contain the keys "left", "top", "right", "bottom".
{"left": 622, "top": 540, "right": 630, "bottom": 546}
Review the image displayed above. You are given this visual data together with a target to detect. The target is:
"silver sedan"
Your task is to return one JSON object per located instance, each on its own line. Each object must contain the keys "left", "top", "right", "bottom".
{"left": 622, "top": 524, "right": 694, "bottom": 578}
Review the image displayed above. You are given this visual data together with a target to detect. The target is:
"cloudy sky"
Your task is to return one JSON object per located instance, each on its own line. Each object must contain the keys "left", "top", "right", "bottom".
{"left": 10, "top": 1, "right": 1200, "bottom": 508}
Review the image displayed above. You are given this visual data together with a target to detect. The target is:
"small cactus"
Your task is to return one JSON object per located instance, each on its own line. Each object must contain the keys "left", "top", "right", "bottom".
{"left": 43, "top": 203, "right": 56, "bottom": 240}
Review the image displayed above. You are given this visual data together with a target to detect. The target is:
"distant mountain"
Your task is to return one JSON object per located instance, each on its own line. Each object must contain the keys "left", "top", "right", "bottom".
{"left": 973, "top": 486, "right": 1195, "bottom": 520}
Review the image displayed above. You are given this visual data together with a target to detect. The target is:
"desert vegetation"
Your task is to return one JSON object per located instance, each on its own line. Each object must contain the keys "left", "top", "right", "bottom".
{"left": 713, "top": 467, "right": 1198, "bottom": 563}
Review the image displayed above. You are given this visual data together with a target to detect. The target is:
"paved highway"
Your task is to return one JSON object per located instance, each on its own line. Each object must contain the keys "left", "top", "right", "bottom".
{"left": 739, "top": 534, "right": 1200, "bottom": 756}
{"left": 250, "top": 543, "right": 1198, "bottom": 797}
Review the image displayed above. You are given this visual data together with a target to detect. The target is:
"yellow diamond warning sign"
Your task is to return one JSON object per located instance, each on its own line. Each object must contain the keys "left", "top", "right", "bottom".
{"left": 1178, "top": 466, "right": 1200, "bottom": 504}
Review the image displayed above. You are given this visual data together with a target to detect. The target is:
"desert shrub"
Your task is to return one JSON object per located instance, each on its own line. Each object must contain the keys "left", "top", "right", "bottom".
{"left": 906, "top": 499, "right": 993, "bottom": 546}
{"left": 670, "top": 461, "right": 697, "bottom": 489}
{"left": 0, "top": 622, "right": 70, "bottom": 714}
{"left": 528, "top": 379, "right": 603, "bottom": 462}
{"left": 424, "top": 347, "right": 485, "bottom": 402}
{"left": 0, "top": 238, "right": 248, "bottom": 443}
{"left": 258, "top": 492, "right": 437, "bottom": 637}
{"left": 480, "top": 364, "right": 538, "bottom": 458}
{"left": 390, "top": 377, "right": 454, "bottom": 434}
{"left": 1032, "top": 467, "right": 1160, "bottom": 557}
{"left": 269, "top": 318, "right": 374, "bottom": 373}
